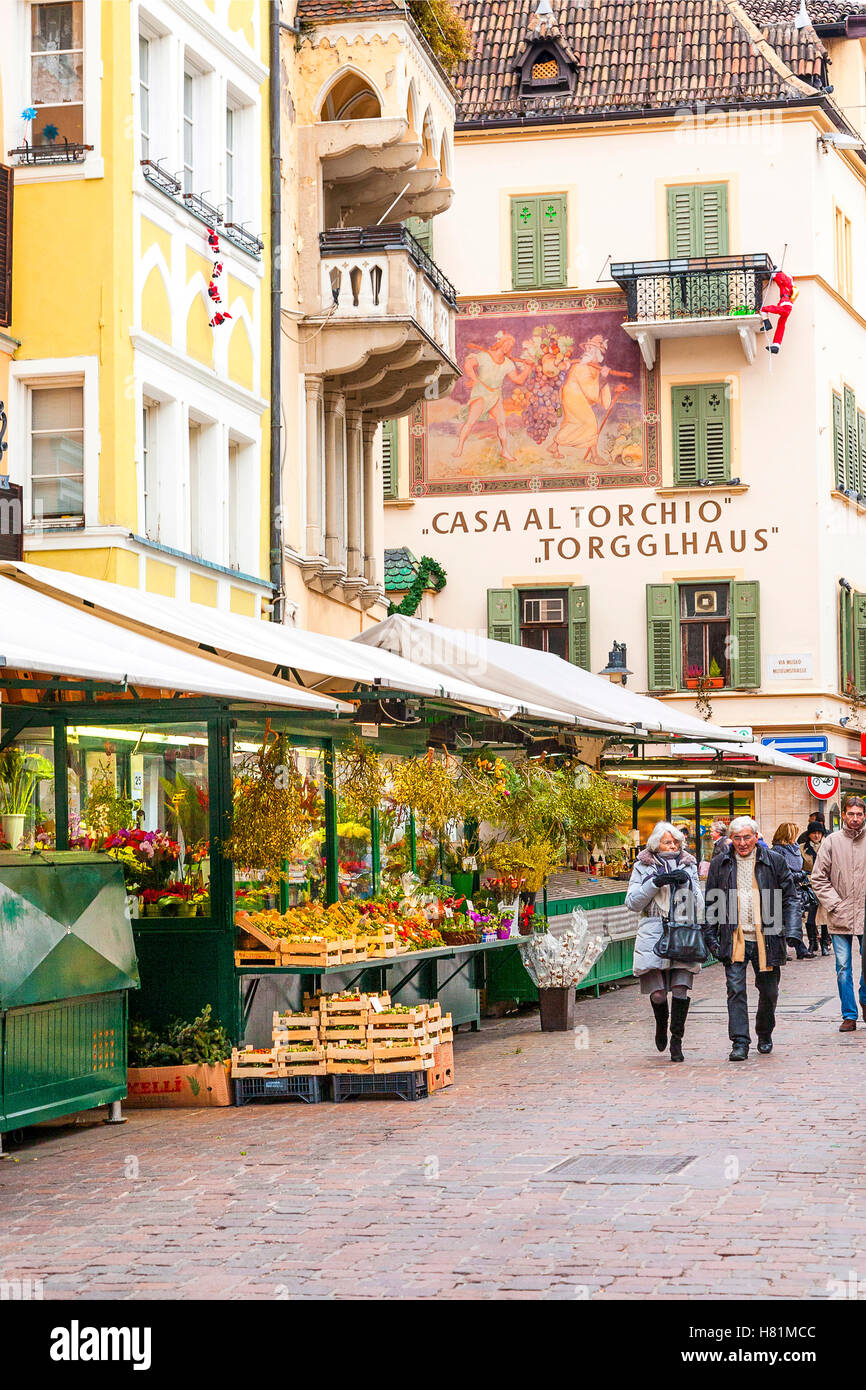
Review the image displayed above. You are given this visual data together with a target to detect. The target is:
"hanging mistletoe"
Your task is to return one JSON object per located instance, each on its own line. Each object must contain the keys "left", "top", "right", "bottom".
{"left": 389, "top": 748, "right": 461, "bottom": 832}
{"left": 335, "top": 736, "right": 386, "bottom": 820}
{"left": 222, "top": 726, "right": 311, "bottom": 883}
{"left": 205, "top": 228, "right": 232, "bottom": 328}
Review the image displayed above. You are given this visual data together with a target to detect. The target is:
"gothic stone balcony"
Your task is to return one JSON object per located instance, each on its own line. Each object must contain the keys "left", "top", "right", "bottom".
{"left": 609, "top": 254, "right": 774, "bottom": 367}
{"left": 303, "top": 224, "right": 459, "bottom": 417}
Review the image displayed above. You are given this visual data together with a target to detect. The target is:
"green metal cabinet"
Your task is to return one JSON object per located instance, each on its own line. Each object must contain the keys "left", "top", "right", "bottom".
{"left": 0, "top": 852, "right": 139, "bottom": 1141}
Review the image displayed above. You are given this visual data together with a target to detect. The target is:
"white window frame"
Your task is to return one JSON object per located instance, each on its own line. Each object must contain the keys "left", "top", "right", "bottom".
{"left": 182, "top": 66, "right": 195, "bottom": 196}
{"left": 6, "top": 0, "right": 103, "bottom": 182}
{"left": 139, "top": 32, "right": 151, "bottom": 161}
{"left": 8, "top": 356, "right": 99, "bottom": 529}
{"left": 140, "top": 396, "right": 159, "bottom": 541}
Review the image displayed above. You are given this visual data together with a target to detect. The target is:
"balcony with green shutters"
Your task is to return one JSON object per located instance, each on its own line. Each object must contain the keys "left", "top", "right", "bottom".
{"left": 610, "top": 253, "right": 775, "bottom": 369}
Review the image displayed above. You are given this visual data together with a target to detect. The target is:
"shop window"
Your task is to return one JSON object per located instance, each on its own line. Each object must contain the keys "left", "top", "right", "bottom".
{"left": 66, "top": 721, "right": 211, "bottom": 919}
{"left": 672, "top": 383, "right": 730, "bottom": 484}
{"left": 30, "top": 383, "right": 84, "bottom": 522}
{"left": 646, "top": 580, "right": 760, "bottom": 691}
{"left": 510, "top": 195, "right": 567, "bottom": 290}
{"left": 487, "top": 585, "right": 590, "bottom": 668}
{"left": 667, "top": 183, "right": 729, "bottom": 258}
{"left": 230, "top": 730, "right": 327, "bottom": 910}
{"left": 30, "top": 1, "right": 84, "bottom": 147}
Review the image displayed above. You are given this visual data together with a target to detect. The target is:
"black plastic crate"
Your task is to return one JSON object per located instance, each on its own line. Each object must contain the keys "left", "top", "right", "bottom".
{"left": 233, "top": 1073, "right": 325, "bottom": 1106}
{"left": 331, "top": 1070, "right": 429, "bottom": 1104}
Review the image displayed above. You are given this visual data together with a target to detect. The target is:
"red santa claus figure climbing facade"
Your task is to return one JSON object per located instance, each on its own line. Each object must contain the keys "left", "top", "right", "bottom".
{"left": 761, "top": 268, "right": 797, "bottom": 354}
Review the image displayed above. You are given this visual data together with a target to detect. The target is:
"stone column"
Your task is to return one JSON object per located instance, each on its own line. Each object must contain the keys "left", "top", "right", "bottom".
{"left": 323, "top": 390, "right": 345, "bottom": 572}
{"left": 362, "top": 417, "right": 380, "bottom": 588}
{"left": 304, "top": 375, "right": 324, "bottom": 559}
{"left": 345, "top": 409, "right": 364, "bottom": 582}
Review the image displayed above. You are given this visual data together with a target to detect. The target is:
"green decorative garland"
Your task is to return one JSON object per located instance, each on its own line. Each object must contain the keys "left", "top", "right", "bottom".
{"left": 388, "top": 556, "right": 447, "bottom": 616}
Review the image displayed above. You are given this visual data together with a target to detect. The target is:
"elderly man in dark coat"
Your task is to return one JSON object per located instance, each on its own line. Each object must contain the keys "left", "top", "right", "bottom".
{"left": 704, "top": 816, "right": 801, "bottom": 1061}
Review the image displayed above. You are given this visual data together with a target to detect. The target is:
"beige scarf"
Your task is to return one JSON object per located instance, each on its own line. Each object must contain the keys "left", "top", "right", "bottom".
{"left": 731, "top": 851, "right": 770, "bottom": 971}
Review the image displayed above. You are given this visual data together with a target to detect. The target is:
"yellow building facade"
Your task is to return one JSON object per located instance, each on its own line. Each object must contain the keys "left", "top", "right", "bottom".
{"left": 1, "top": 0, "right": 272, "bottom": 616}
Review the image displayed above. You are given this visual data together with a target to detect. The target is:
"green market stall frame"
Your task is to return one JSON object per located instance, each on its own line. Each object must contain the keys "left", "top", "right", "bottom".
{"left": 0, "top": 851, "right": 139, "bottom": 1149}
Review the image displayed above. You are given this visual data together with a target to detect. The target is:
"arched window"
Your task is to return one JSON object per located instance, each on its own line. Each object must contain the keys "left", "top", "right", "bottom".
{"left": 320, "top": 72, "right": 381, "bottom": 122}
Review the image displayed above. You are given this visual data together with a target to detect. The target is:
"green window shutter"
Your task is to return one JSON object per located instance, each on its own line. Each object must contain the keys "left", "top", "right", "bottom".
{"left": 672, "top": 384, "right": 729, "bottom": 483}
{"left": 853, "top": 593, "right": 866, "bottom": 695}
{"left": 511, "top": 197, "right": 539, "bottom": 289}
{"left": 381, "top": 418, "right": 398, "bottom": 499}
{"left": 840, "top": 584, "right": 854, "bottom": 696}
{"left": 646, "top": 583, "right": 677, "bottom": 691}
{"left": 844, "top": 386, "right": 858, "bottom": 491}
{"left": 672, "top": 386, "right": 699, "bottom": 484}
{"left": 487, "top": 588, "right": 519, "bottom": 644}
{"left": 667, "top": 184, "right": 728, "bottom": 256}
{"left": 697, "top": 184, "right": 729, "bottom": 255}
{"left": 858, "top": 410, "right": 866, "bottom": 498}
{"left": 731, "top": 580, "right": 761, "bottom": 689}
{"left": 832, "top": 391, "right": 845, "bottom": 491}
{"left": 539, "top": 195, "right": 566, "bottom": 288}
{"left": 667, "top": 186, "right": 697, "bottom": 257}
{"left": 701, "top": 383, "right": 730, "bottom": 482}
{"left": 405, "top": 216, "right": 433, "bottom": 256}
{"left": 567, "top": 586, "right": 590, "bottom": 669}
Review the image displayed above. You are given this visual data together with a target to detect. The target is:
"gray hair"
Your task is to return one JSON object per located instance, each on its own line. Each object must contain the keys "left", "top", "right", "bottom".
{"left": 729, "top": 815, "right": 759, "bottom": 835}
{"left": 710, "top": 820, "right": 728, "bottom": 836}
{"left": 646, "top": 821, "right": 685, "bottom": 852}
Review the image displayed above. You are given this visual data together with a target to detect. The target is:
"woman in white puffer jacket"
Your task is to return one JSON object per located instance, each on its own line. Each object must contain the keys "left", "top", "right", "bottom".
{"left": 625, "top": 821, "right": 704, "bottom": 1063}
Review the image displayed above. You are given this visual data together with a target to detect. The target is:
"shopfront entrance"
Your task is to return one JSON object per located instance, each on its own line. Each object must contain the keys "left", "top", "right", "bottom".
{"left": 634, "top": 783, "right": 755, "bottom": 860}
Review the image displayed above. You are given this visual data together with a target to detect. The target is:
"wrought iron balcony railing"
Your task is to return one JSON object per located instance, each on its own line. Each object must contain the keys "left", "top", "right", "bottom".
{"left": 319, "top": 224, "right": 457, "bottom": 308}
{"left": 222, "top": 222, "right": 264, "bottom": 258}
{"left": 9, "top": 140, "right": 93, "bottom": 166}
{"left": 610, "top": 253, "right": 774, "bottom": 323}
{"left": 141, "top": 159, "right": 181, "bottom": 197}
{"left": 139, "top": 161, "right": 262, "bottom": 260}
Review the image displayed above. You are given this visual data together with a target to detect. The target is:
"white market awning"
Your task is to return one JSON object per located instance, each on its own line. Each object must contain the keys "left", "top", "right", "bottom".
{"left": 0, "top": 574, "right": 346, "bottom": 712}
{"left": 1, "top": 564, "right": 576, "bottom": 726}
{"left": 355, "top": 615, "right": 753, "bottom": 744}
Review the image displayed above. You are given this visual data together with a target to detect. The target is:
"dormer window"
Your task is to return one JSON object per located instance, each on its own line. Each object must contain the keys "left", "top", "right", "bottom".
{"left": 514, "top": 37, "right": 577, "bottom": 99}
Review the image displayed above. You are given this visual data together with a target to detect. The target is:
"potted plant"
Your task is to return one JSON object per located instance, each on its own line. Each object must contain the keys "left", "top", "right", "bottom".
{"left": 0, "top": 748, "right": 54, "bottom": 849}
{"left": 683, "top": 664, "right": 704, "bottom": 690}
{"left": 705, "top": 657, "right": 725, "bottom": 689}
{"left": 519, "top": 909, "right": 607, "bottom": 1031}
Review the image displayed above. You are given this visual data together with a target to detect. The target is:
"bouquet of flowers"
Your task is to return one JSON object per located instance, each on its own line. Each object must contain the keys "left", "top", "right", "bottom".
{"left": 519, "top": 907, "right": 606, "bottom": 988}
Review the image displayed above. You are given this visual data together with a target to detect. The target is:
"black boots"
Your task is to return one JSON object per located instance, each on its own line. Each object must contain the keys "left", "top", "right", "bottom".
{"left": 729, "top": 1040, "right": 749, "bottom": 1061}
{"left": 669, "top": 997, "right": 690, "bottom": 1063}
{"left": 651, "top": 997, "right": 669, "bottom": 1051}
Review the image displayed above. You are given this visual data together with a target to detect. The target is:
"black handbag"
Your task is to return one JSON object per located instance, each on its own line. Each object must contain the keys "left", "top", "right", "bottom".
{"left": 657, "top": 916, "right": 708, "bottom": 964}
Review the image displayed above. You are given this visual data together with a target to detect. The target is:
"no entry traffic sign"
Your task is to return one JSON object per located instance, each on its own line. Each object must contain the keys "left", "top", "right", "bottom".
{"left": 807, "top": 762, "right": 840, "bottom": 800}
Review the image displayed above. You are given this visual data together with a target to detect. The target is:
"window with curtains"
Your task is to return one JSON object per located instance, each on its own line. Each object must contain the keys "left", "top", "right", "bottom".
{"left": 30, "top": 384, "right": 84, "bottom": 522}
{"left": 646, "top": 580, "right": 760, "bottom": 692}
{"left": 510, "top": 195, "right": 567, "bottom": 290}
{"left": 487, "top": 586, "right": 590, "bottom": 668}
{"left": 30, "top": 1, "right": 84, "bottom": 146}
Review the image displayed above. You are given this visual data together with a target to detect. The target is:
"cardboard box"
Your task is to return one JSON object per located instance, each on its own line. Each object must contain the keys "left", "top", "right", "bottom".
{"left": 126, "top": 1063, "right": 232, "bottom": 1108}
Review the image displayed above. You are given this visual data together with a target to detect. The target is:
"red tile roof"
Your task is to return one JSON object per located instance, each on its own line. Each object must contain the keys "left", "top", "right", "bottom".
{"left": 452, "top": 0, "right": 832, "bottom": 122}
{"left": 297, "top": 0, "right": 407, "bottom": 21}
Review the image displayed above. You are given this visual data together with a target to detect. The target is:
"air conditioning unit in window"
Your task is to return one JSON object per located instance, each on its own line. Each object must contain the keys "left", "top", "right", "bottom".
{"left": 694, "top": 590, "right": 718, "bottom": 614}
{"left": 523, "top": 596, "right": 566, "bottom": 624}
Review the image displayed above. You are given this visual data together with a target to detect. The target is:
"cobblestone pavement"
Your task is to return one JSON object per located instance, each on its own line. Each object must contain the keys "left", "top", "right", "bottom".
{"left": 2, "top": 952, "right": 865, "bottom": 1301}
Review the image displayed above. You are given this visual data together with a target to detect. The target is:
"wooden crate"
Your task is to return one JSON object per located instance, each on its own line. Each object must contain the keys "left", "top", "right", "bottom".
{"left": 366, "top": 928, "right": 398, "bottom": 958}
{"left": 279, "top": 938, "right": 345, "bottom": 968}
{"left": 236, "top": 914, "right": 284, "bottom": 952}
{"left": 273, "top": 1025, "right": 319, "bottom": 1045}
{"left": 272, "top": 1010, "right": 320, "bottom": 1032}
{"left": 367, "top": 1019, "right": 430, "bottom": 1041}
{"left": 234, "top": 949, "right": 283, "bottom": 969}
{"left": 370, "top": 1041, "right": 435, "bottom": 1073}
{"left": 320, "top": 1023, "right": 368, "bottom": 1043}
{"left": 231, "top": 1047, "right": 283, "bottom": 1078}
{"left": 320, "top": 992, "right": 374, "bottom": 1015}
{"left": 426, "top": 1001, "right": 442, "bottom": 1022}
{"left": 426, "top": 1041, "right": 454, "bottom": 1093}
{"left": 276, "top": 1046, "right": 327, "bottom": 1076}
{"left": 326, "top": 1044, "right": 375, "bottom": 1074}
{"left": 373, "top": 1055, "right": 434, "bottom": 1074}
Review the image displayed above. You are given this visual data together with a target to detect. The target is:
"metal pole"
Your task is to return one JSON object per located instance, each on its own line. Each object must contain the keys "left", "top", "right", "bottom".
{"left": 268, "top": 0, "right": 284, "bottom": 623}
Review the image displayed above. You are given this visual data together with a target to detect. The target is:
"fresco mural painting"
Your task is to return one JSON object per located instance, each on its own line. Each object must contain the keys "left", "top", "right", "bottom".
{"left": 412, "top": 293, "right": 659, "bottom": 497}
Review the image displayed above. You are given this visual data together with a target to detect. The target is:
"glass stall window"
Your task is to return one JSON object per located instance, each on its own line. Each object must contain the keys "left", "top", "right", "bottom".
{"left": 0, "top": 730, "right": 56, "bottom": 849}
{"left": 66, "top": 722, "right": 210, "bottom": 917}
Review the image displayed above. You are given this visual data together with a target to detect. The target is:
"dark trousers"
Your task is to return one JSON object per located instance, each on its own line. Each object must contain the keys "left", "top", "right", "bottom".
{"left": 725, "top": 941, "right": 781, "bottom": 1044}
{"left": 805, "top": 902, "right": 830, "bottom": 952}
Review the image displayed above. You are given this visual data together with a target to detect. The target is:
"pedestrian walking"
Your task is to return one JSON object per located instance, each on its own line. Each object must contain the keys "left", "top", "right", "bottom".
{"left": 626, "top": 822, "right": 704, "bottom": 1063}
{"left": 704, "top": 816, "right": 800, "bottom": 1061}
{"left": 810, "top": 796, "right": 866, "bottom": 1032}
{"left": 771, "top": 823, "right": 814, "bottom": 959}
{"left": 800, "top": 819, "right": 831, "bottom": 955}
